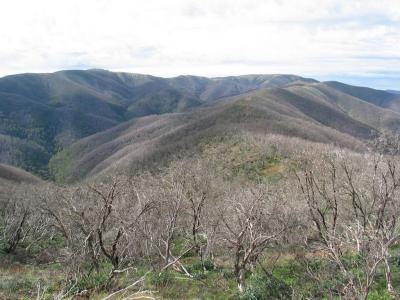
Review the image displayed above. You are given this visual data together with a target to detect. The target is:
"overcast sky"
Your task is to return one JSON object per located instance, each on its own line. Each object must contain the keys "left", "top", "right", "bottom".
{"left": 0, "top": 0, "right": 399, "bottom": 89}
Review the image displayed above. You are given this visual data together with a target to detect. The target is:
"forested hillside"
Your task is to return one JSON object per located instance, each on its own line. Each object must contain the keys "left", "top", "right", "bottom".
{"left": 2, "top": 71, "right": 400, "bottom": 299}
{"left": 0, "top": 70, "right": 316, "bottom": 177}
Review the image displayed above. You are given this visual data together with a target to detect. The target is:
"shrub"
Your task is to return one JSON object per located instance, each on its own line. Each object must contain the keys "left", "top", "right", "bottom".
{"left": 186, "top": 259, "right": 215, "bottom": 274}
{"left": 73, "top": 270, "right": 110, "bottom": 291}
{"left": 239, "top": 273, "right": 292, "bottom": 300}
{"left": 148, "top": 271, "right": 175, "bottom": 288}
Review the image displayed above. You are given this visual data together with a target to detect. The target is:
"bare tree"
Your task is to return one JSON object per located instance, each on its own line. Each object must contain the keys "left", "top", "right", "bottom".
{"left": 220, "top": 186, "right": 289, "bottom": 292}
{"left": 0, "top": 184, "right": 47, "bottom": 254}
{"left": 40, "top": 176, "right": 155, "bottom": 280}
{"left": 167, "top": 159, "right": 222, "bottom": 258}
{"left": 154, "top": 177, "right": 185, "bottom": 266}
{"left": 0, "top": 195, "right": 29, "bottom": 253}
{"left": 295, "top": 147, "right": 400, "bottom": 298}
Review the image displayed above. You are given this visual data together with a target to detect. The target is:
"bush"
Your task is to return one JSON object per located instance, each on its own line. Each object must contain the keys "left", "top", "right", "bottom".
{"left": 172, "top": 238, "right": 195, "bottom": 258}
{"left": 239, "top": 273, "right": 292, "bottom": 300}
{"left": 186, "top": 259, "right": 215, "bottom": 273}
{"left": 148, "top": 271, "right": 175, "bottom": 288}
{"left": 73, "top": 270, "right": 110, "bottom": 291}
{"left": 192, "top": 272, "right": 207, "bottom": 280}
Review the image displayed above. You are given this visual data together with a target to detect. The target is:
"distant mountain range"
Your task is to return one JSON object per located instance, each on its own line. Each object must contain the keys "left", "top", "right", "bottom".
{"left": 387, "top": 90, "right": 400, "bottom": 95}
{"left": 1, "top": 69, "right": 400, "bottom": 181}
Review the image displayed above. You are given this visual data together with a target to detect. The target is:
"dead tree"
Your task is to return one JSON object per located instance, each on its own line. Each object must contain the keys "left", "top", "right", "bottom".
{"left": 221, "top": 186, "right": 288, "bottom": 292}
{"left": 137, "top": 171, "right": 194, "bottom": 277}
{"left": 0, "top": 184, "right": 31, "bottom": 253}
{"left": 295, "top": 149, "right": 400, "bottom": 299}
{"left": 169, "top": 159, "right": 218, "bottom": 257}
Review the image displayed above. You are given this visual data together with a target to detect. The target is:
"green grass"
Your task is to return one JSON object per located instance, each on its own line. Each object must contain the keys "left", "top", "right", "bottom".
{"left": 2, "top": 217, "right": 399, "bottom": 299}
{"left": 144, "top": 267, "right": 238, "bottom": 299}
{"left": 2, "top": 247, "right": 400, "bottom": 299}
{"left": 232, "top": 156, "right": 285, "bottom": 182}
{"left": 0, "top": 263, "right": 65, "bottom": 300}
{"left": 198, "top": 136, "right": 289, "bottom": 183}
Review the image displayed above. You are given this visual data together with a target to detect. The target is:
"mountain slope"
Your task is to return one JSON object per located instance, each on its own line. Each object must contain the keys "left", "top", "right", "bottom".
{"left": 51, "top": 81, "right": 400, "bottom": 183}
{"left": 387, "top": 90, "right": 400, "bottom": 95}
{"left": 287, "top": 83, "right": 400, "bottom": 131}
{"left": 2, "top": 69, "right": 400, "bottom": 180}
{"left": 0, "top": 70, "right": 318, "bottom": 176}
{"left": 324, "top": 81, "right": 400, "bottom": 112}
{"left": 0, "top": 163, "right": 41, "bottom": 184}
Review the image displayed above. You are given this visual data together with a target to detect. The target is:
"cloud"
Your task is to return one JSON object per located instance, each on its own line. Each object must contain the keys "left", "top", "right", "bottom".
{"left": 0, "top": 0, "right": 399, "bottom": 88}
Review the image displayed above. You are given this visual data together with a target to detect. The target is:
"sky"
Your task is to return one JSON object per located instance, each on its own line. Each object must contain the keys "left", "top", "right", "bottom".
{"left": 0, "top": 0, "right": 399, "bottom": 89}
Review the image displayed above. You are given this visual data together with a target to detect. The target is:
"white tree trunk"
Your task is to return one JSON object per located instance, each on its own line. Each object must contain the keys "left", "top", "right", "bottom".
{"left": 384, "top": 258, "right": 394, "bottom": 293}
{"left": 237, "top": 268, "right": 246, "bottom": 292}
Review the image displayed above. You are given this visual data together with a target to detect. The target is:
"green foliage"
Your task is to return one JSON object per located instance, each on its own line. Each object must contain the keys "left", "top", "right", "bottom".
{"left": 239, "top": 272, "right": 292, "bottom": 300}
{"left": 197, "top": 259, "right": 216, "bottom": 272}
{"left": 367, "top": 290, "right": 393, "bottom": 300}
{"left": 24, "top": 234, "right": 67, "bottom": 257}
{"left": 172, "top": 237, "right": 194, "bottom": 258}
{"left": 256, "top": 259, "right": 336, "bottom": 299}
{"left": 186, "top": 259, "right": 217, "bottom": 280}
{"left": 147, "top": 271, "right": 176, "bottom": 288}
{"left": 0, "top": 263, "right": 64, "bottom": 300}
{"left": 3, "top": 254, "right": 400, "bottom": 299}
{"left": 232, "top": 154, "right": 284, "bottom": 182}
{"left": 74, "top": 271, "right": 110, "bottom": 291}
{"left": 48, "top": 147, "right": 76, "bottom": 183}
{"left": 0, "top": 274, "right": 34, "bottom": 297}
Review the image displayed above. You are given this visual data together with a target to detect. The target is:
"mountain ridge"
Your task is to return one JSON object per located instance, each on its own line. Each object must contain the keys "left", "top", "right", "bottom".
{"left": 0, "top": 70, "right": 318, "bottom": 177}
{"left": 50, "top": 82, "right": 400, "bottom": 183}
{"left": 1, "top": 69, "right": 400, "bottom": 181}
